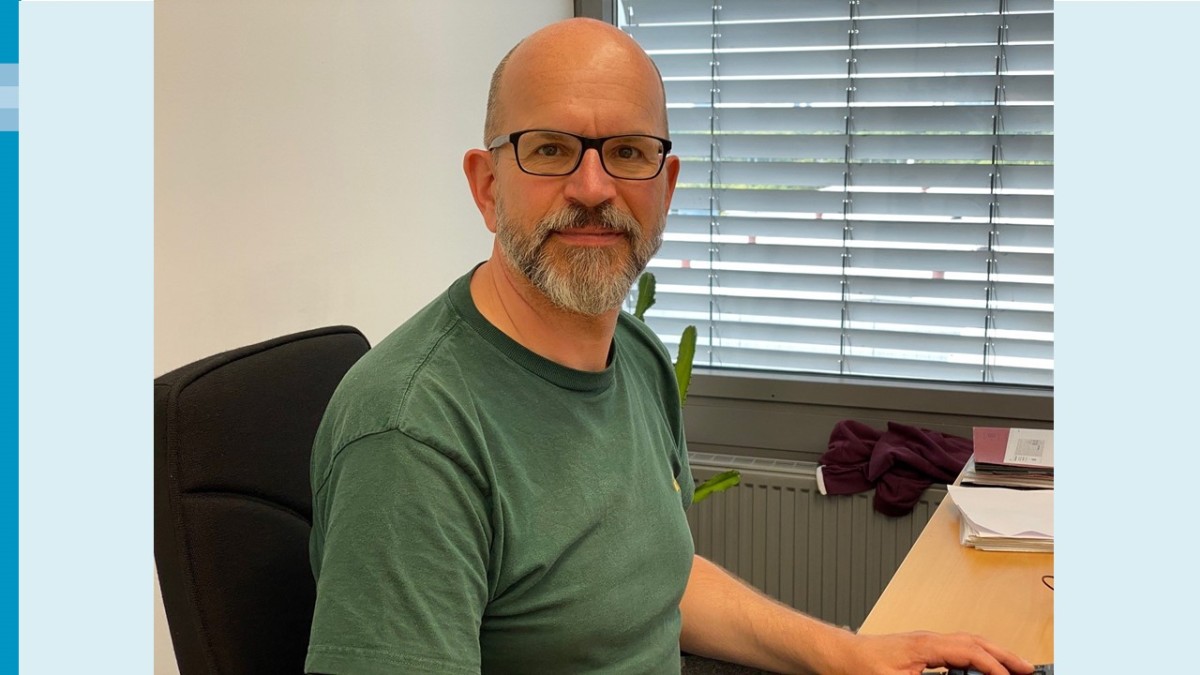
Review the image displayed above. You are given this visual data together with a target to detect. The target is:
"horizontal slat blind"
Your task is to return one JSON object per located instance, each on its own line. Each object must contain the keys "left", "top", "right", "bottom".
{"left": 620, "top": 0, "right": 1053, "bottom": 385}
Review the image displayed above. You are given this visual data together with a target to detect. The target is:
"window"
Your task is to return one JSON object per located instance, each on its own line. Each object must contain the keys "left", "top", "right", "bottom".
{"left": 618, "top": 0, "right": 1053, "bottom": 387}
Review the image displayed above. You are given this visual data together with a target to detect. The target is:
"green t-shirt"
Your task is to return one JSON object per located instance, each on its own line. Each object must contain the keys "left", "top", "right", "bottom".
{"left": 306, "top": 269, "right": 696, "bottom": 674}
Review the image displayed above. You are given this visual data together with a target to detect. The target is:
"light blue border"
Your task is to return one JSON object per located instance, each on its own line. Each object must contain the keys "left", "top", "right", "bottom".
{"left": 10, "top": 0, "right": 1199, "bottom": 671}
{"left": 1058, "top": 1, "right": 1200, "bottom": 668}
{"left": 19, "top": 2, "right": 152, "bottom": 672}
{"left": 1, "top": 128, "right": 13, "bottom": 675}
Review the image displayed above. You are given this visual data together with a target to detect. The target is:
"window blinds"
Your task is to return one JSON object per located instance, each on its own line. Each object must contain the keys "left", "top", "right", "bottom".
{"left": 619, "top": 0, "right": 1053, "bottom": 386}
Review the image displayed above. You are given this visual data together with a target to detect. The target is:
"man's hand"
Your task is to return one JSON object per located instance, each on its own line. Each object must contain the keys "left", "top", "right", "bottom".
{"left": 834, "top": 631, "right": 1034, "bottom": 675}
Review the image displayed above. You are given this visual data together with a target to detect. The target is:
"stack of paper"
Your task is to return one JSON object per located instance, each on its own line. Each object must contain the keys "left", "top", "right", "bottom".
{"left": 947, "top": 485, "right": 1053, "bottom": 553}
{"left": 961, "top": 427, "right": 1054, "bottom": 489}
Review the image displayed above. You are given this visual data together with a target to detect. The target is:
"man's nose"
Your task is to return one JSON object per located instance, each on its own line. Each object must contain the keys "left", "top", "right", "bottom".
{"left": 562, "top": 148, "right": 618, "bottom": 208}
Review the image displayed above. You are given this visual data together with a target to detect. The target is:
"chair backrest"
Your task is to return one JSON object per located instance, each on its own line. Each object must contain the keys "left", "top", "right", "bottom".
{"left": 155, "top": 326, "right": 370, "bottom": 675}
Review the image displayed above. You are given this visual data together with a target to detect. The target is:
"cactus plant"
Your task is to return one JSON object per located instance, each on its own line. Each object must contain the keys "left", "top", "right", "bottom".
{"left": 633, "top": 272, "right": 740, "bottom": 503}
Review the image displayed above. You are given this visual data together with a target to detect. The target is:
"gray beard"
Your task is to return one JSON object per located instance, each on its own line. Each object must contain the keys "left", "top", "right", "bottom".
{"left": 495, "top": 200, "right": 663, "bottom": 316}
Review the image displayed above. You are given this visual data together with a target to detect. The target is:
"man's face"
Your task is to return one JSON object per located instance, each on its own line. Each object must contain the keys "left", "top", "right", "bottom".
{"left": 494, "top": 196, "right": 664, "bottom": 316}
{"left": 487, "top": 40, "right": 678, "bottom": 316}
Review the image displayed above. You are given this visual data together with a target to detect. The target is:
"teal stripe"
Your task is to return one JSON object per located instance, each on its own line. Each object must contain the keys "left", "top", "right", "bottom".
{"left": 2, "top": 5, "right": 14, "bottom": 675}
{"left": 0, "top": 0, "right": 13, "bottom": 63}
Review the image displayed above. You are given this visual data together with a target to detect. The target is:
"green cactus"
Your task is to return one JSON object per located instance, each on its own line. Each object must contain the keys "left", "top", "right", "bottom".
{"left": 634, "top": 273, "right": 656, "bottom": 322}
{"left": 674, "top": 326, "right": 696, "bottom": 407}
{"left": 692, "top": 470, "right": 742, "bottom": 503}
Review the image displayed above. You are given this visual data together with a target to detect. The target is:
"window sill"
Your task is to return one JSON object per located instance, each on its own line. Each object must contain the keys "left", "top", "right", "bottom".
{"left": 683, "top": 369, "right": 1052, "bottom": 463}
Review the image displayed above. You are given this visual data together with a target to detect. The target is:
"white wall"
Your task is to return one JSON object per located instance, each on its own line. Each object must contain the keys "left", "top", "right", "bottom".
{"left": 154, "top": 1, "right": 571, "bottom": 672}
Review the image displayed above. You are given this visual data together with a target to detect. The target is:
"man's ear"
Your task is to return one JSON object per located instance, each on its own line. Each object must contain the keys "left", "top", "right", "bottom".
{"left": 661, "top": 154, "right": 681, "bottom": 217}
{"left": 463, "top": 149, "right": 499, "bottom": 233}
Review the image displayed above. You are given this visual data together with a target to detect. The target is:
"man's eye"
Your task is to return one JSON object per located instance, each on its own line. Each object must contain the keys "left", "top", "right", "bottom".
{"left": 535, "top": 144, "right": 564, "bottom": 157}
{"left": 614, "top": 146, "right": 642, "bottom": 160}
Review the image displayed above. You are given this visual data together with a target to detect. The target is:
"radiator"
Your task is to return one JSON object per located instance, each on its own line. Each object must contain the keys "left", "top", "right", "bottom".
{"left": 688, "top": 453, "right": 947, "bottom": 630}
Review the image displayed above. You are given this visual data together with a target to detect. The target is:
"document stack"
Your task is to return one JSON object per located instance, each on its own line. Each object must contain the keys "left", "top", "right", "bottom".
{"left": 948, "top": 485, "right": 1053, "bottom": 553}
{"left": 960, "top": 427, "right": 1054, "bottom": 489}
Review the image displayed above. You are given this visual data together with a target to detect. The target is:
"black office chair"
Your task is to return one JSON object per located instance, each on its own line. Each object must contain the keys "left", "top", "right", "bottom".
{"left": 154, "top": 326, "right": 371, "bottom": 675}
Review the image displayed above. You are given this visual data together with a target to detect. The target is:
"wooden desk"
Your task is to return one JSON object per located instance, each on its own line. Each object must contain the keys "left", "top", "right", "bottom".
{"left": 858, "top": 497, "right": 1053, "bottom": 664}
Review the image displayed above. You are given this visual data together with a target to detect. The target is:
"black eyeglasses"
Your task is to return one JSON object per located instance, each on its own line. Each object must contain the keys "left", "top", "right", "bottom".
{"left": 487, "top": 129, "right": 672, "bottom": 180}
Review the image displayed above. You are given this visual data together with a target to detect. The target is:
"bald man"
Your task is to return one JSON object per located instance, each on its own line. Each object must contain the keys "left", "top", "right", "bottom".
{"left": 305, "top": 19, "right": 1034, "bottom": 675}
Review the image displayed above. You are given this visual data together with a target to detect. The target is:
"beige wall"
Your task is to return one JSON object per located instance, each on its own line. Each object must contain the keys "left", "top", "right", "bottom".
{"left": 154, "top": 1, "right": 572, "bottom": 672}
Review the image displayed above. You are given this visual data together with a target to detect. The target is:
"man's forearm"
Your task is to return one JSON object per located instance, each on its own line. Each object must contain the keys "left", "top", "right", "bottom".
{"left": 679, "top": 555, "right": 852, "bottom": 675}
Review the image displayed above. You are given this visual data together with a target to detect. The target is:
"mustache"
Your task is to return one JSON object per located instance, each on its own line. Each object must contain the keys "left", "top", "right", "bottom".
{"left": 538, "top": 203, "right": 641, "bottom": 237}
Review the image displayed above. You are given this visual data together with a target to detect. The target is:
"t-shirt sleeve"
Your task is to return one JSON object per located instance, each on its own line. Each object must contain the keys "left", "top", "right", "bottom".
{"left": 306, "top": 430, "right": 491, "bottom": 675}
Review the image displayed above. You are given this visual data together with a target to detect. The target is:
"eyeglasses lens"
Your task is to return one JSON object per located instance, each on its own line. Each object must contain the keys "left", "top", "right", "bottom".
{"left": 515, "top": 131, "right": 664, "bottom": 179}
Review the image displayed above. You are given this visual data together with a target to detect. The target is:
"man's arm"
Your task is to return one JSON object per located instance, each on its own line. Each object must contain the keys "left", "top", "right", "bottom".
{"left": 679, "top": 555, "right": 1034, "bottom": 675}
{"left": 307, "top": 432, "right": 490, "bottom": 675}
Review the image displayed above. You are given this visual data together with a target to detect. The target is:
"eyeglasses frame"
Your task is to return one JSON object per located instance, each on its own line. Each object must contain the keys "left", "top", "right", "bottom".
{"left": 486, "top": 129, "right": 673, "bottom": 180}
